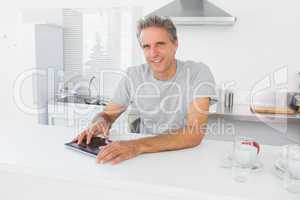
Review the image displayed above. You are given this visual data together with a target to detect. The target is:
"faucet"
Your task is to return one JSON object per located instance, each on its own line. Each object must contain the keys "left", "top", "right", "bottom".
{"left": 88, "top": 76, "right": 96, "bottom": 97}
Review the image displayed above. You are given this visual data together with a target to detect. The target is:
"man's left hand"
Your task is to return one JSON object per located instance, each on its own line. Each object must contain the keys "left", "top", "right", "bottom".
{"left": 96, "top": 141, "right": 141, "bottom": 165}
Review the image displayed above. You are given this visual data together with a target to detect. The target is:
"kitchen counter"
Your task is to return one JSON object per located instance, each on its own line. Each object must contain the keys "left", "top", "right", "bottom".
{"left": 0, "top": 124, "right": 299, "bottom": 200}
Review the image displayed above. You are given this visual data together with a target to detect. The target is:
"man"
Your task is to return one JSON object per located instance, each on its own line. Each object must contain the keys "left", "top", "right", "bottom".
{"left": 74, "top": 15, "right": 217, "bottom": 165}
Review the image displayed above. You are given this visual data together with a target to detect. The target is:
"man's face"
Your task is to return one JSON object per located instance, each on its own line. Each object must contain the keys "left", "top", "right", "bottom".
{"left": 140, "top": 27, "right": 178, "bottom": 75}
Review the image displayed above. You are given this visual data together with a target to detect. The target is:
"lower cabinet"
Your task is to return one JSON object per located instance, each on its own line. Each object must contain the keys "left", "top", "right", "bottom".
{"left": 48, "top": 102, "right": 130, "bottom": 133}
{"left": 48, "top": 102, "right": 104, "bottom": 129}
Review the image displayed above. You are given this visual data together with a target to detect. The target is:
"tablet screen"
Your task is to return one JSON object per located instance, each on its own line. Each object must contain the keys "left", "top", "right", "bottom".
{"left": 65, "top": 137, "right": 111, "bottom": 156}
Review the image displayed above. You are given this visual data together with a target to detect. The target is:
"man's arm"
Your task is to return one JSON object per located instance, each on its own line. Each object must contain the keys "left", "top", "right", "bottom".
{"left": 136, "top": 97, "right": 209, "bottom": 153}
{"left": 92, "top": 102, "right": 127, "bottom": 125}
{"left": 76, "top": 102, "right": 127, "bottom": 144}
{"left": 97, "top": 97, "right": 210, "bottom": 164}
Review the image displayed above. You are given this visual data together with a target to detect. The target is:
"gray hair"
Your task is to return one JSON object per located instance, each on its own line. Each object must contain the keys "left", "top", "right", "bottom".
{"left": 136, "top": 15, "right": 178, "bottom": 44}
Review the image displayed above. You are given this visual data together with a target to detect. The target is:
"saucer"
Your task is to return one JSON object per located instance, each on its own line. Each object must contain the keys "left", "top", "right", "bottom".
{"left": 220, "top": 153, "right": 264, "bottom": 172}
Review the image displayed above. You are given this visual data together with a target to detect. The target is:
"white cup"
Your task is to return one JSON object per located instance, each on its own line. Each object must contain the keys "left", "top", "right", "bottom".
{"left": 232, "top": 136, "right": 260, "bottom": 182}
{"left": 234, "top": 136, "right": 259, "bottom": 167}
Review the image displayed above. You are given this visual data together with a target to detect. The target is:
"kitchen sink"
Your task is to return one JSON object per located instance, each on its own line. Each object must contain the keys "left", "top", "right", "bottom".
{"left": 56, "top": 95, "right": 108, "bottom": 106}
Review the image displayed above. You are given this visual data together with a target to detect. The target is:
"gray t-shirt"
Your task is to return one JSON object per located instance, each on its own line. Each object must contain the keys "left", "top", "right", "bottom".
{"left": 111, "top": 59, "right": 217, "bottom": 134}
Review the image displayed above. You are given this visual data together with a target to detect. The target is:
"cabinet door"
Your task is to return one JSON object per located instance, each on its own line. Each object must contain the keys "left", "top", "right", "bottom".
{"left": 48, "top": 103, "right": 68, "bottom": 126}
{"left": 50, "top": 116, "right": 69, "bottom": 127}
{"left": 67, "top": 104, "right": 104, "bottom": 128}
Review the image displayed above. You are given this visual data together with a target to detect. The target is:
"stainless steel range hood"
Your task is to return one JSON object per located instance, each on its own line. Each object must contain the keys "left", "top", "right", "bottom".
{"left": 148, "top": 0, "right": 236, "bottom": 25}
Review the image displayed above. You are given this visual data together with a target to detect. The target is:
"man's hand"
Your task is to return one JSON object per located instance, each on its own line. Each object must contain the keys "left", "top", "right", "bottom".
{"left": 74, "top": 103, "right": 127, "bottom": 145}
{"left": 96, "top": 141, "right": 141, "bottom": 165}
{"left": 73, "top": 114, "right": 111, "bottom": 145}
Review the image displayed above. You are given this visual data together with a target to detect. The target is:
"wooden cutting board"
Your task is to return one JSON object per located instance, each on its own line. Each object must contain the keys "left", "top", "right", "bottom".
{"left": 250, "top": 105, "right": 296, "bottom": 115}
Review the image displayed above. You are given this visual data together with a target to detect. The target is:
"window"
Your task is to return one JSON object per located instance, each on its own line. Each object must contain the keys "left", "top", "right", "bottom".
{"left": 63, "top": 7, "right": 143, "bottom": 97}
{"left": 63, "top": 7, "right": 142, "bottom": 74}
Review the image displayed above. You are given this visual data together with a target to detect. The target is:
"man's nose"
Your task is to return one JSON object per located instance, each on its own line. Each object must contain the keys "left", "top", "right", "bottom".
{"left": 149, "top": 47, "right": 159, "bottom": 57}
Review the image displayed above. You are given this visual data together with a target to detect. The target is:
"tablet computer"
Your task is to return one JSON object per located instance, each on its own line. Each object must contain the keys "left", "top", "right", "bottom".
{"left": 65, "top": 137, "right": 111, "bottom": 157}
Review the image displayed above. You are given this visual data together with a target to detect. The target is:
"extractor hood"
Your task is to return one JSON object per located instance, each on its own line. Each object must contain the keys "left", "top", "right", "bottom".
{"left": 148, "top": 0, "right": 236, "bottom": 25}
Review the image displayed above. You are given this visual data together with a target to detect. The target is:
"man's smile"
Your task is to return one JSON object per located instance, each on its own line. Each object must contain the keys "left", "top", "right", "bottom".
{"left": 151, "top": 58, "right": 163, "bottom": 63}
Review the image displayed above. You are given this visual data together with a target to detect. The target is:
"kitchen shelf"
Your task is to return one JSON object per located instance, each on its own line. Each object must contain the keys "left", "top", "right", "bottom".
{"left": 209, "top": 103, "right": 300, "bottom": 123}
{"left": 50, "top": 100, "right": 300, "bottom": 124}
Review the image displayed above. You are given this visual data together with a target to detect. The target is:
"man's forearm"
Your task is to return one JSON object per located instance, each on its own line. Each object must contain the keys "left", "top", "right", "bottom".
{"left": 91, "top": 103, "right": 127, "bottom": 126}
{"left": 91, "top": 112, "right": 112, "bottom": 124}
{"left": 133, "top": 127, "right": 205, "bottom": 154}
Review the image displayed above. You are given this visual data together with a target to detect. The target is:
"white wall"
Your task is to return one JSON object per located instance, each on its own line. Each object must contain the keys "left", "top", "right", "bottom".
{"left": 121, "top": 0, "right": 300, "bottom": 103}
{"left": 120, "top": 0, "right": 300, "bottom": 93}
{"left": 4, "top": 0, "right": 300, "bottom": 92}
{"left": 175, "top": 0, "right": 300, "bottom": 92}
{"left": 0, "top": 9, "right": 63, "bottom": 125}
{"left": 0, "top": 10, "right": 35, "bottom": 125}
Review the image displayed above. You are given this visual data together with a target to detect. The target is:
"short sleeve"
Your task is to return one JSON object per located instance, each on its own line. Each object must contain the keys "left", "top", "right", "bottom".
{"left": 190, "top": 63, "right": 218, "bottom": 105}
{"left": 110, "top": 69, "right": 132, "bottom": 106}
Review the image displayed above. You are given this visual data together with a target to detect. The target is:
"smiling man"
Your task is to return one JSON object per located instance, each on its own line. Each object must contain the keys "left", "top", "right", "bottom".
{"left": 75, "top": 15, "right": 217, "bottom": 165}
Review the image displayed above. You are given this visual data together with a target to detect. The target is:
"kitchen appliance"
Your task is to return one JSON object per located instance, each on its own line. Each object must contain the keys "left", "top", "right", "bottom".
{"left": 293, "top": 94, "right": 300, "bottom": 113}
{"left": 289, "top": 93, "right": 300, "bottom": 113}
{"left": 148, "top": 0, "right": 236, "bottom": 25}
{"left": 224, "top": 90, "right": 234, "bottom": 109}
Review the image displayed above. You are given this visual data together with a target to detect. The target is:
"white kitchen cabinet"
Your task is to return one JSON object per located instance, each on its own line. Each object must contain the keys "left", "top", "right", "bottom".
{"left": 48, "top": 102, "right": 129, "bottom": 132}
{"left": 48, "top": 102, "right": 103, "bottom": 128}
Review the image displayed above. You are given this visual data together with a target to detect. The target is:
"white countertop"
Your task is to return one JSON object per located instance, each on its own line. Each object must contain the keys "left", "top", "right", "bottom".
{"left": 0, "top": 124, "right": 299, "bottom": 200}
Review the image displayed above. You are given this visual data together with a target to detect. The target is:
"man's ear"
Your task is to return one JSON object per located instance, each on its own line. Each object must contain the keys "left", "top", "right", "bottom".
{"left": 138, "top": 40, "right": 143, "bottom": 48}
{"left": 174, "top": 40, "right": 179, "bottom": 49}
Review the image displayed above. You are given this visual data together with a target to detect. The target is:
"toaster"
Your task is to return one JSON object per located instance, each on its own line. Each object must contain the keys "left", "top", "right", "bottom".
{"left": 290, "top": 93, "right": 300, "bottom": 112}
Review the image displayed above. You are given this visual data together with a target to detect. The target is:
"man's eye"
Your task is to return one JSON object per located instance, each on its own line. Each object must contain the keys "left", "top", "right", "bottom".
{"left": 143, "top": 45, "right": 150, "bottom": 49}
{"left": 157, "top": 42, "right": 165, "bottom": 46}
